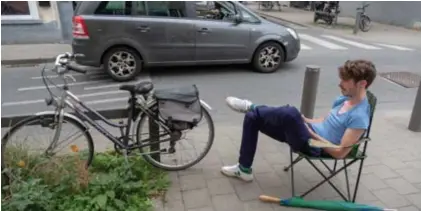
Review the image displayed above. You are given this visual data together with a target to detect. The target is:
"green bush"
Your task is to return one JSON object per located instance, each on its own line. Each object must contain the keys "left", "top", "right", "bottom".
{"left": 1, "top": 149, "right": 170, "bottom": 211}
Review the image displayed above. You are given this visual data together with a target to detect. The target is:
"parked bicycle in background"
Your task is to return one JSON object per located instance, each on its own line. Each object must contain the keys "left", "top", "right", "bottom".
{"left": 357, "top": 3, "right": 371, "bottom": 32}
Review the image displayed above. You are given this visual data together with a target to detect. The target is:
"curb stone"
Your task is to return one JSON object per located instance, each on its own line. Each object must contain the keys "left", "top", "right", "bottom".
{"left": 1, "top": 58, "right": 56, "bottom": 66}
{"left": 250, "top": 8, "right": 313, "bottom": 28}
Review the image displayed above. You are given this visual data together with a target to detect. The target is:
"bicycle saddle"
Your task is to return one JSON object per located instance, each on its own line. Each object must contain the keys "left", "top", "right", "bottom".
{"left": 119, "top": 81, "right": 153, "bottom": 95}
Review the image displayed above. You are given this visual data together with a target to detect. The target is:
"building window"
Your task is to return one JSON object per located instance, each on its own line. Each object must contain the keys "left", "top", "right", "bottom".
{"left": 1, "top": 1, "right": 39, "bottom": 20}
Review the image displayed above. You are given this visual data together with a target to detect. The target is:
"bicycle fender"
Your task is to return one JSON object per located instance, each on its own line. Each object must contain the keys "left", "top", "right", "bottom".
{"left": 35, "top": 111, "right": 89, "bottom": 130}
{"left": 200, "top": 99, "right": 212, "bottom": 111}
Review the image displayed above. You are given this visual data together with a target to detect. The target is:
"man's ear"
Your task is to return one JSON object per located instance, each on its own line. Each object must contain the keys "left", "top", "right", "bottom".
{"left": 358, "top": 80, "right": 367, "bottom": 88}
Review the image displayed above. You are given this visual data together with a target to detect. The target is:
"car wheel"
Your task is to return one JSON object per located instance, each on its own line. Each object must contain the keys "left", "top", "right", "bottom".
{"left": 252, "top": 42, "right": 284, "bottom": 73}
{"left": 103, "top": 47, "right": 142, "bottom": 82}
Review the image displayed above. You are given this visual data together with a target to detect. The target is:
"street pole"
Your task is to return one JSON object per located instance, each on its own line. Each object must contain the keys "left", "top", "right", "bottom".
{"left": 300, "top": 65, "right": 321, "bottom": 119}
{"left": 353, "top": 3, "right": 363, "bottom": 34}
{"left": 408, "top": 80, "right": 421, "bottom": 132}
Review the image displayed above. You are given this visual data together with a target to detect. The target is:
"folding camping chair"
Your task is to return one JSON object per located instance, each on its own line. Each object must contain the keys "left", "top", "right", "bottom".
{"left": 283, "top": 91, "right": 377, "bottom": 202}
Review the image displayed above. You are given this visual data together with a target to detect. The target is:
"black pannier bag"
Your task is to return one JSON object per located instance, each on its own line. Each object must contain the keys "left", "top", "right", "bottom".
{"left": 153, "top": 85, "right": 203, "bottom": 130}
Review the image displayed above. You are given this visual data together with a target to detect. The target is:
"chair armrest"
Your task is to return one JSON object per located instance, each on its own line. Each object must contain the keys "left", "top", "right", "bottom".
{"left": 308, "top": 138, "right": 371, "bottom": 149}
{"left": 308, "top": 139, "right": 341, "bottom": 149}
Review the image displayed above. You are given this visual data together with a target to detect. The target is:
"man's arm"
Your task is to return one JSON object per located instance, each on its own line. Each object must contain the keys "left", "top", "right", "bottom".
{"left": 304, "top": 123, "right": 364, "bottom": 159}
{"left": 322, "top": 128, "right": 365, "bottom": 159}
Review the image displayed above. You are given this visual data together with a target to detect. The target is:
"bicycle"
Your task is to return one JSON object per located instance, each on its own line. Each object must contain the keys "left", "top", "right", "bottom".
{"left": 357, "top": 3, "right": 371, "bottom": 32}
{"left": 1, "top": 52, "right": 215, "bottom": 177}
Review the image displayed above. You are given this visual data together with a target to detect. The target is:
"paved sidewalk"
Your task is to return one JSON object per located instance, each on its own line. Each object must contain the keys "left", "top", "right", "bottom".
{"left": 1, "top": 44, "right": 71, "bottom": 66}
{"left": 152, "top": 108, "right": 421, "bottom": 211}
{"left": 248, "top": 4, "right": 421, "bottom": 47}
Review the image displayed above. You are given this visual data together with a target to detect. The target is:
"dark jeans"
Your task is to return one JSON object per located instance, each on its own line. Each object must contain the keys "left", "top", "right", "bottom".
{"left": 238, "top": 104, "right": 316, "bottom": 169}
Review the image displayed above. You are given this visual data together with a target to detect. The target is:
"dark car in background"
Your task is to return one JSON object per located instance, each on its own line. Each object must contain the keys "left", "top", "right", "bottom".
{"left": 72, "top": 1, "right": 301, "bottom": 81}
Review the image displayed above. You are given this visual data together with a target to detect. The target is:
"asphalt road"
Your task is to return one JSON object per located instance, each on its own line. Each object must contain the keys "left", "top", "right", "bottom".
{"left": 2, "top": 28, "right": 421, "bottom": 124}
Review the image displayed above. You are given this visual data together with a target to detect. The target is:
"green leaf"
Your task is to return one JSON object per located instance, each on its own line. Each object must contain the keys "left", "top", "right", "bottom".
{"left": 106, "top": 206, "right": 118, "bottom": 211}
{"left": 94, "top": 194, "right": 108, "bottom": 208}
{"left": 113, "top": 199, "right": 125, "bottom": 209}
{"left": 106, "top": 190, "right": 115, "bottom": 199}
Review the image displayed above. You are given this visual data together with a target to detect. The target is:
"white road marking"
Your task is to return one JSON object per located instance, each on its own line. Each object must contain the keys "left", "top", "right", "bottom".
{"left": 2, "top": 99, "right": 45, "bottom": 106}
{"left": 2, "top": 90, "right": 127, "bottom": 107}
{"left": 31, "top": 71, "right": 104, "bottom": 80}
{"left": 84, "top": 97, "right": 128, "bottom": 105}
{"left": 18, "top": 79, "right": 108, "bottom": 91}
{"left": 301, "top": 44, "right": 312, "bottom": 50}
{"left": 299, "top": 34, "right": 347, "bottom": 50}
{"left": 84, "top": 83, "right": 134, "bottom": 91}
{"left": 321, "top": 35, "right": 382, "bottom": 50}
{"left": 375, "top": 43, "right": 415, "bottom": 51}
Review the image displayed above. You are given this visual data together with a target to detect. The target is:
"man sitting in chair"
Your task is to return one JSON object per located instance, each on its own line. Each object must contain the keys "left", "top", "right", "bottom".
{"left": 221, "top": 59, "right": 377, "bottom": 182}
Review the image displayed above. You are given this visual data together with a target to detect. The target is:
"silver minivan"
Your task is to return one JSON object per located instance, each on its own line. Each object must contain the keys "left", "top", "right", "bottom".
{"left": 72, "top": 1, "right": 301, "bottom": 81}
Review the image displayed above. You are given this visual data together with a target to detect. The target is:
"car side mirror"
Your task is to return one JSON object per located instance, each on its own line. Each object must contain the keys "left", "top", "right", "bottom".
{"left": 234, "top": 14, "right": 242, "bottom": 23}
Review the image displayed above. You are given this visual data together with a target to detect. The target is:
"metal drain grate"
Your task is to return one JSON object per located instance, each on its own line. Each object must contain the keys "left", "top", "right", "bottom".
{"left": 379, "top": 71, "right": 421, "bottom": 88}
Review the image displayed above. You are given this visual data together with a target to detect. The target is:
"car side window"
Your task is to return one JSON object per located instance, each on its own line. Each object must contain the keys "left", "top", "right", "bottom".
{"left": 95, "top": 1, "right": 132, "bottom": 15}
{"left": 239, "top": 7, "right": 260, "bottom": 23}
{"left": 146, "top": 1, "right": 186, "bottom": 17}
{"left": 194, "top": 1, "right": 236, "bottom": 22}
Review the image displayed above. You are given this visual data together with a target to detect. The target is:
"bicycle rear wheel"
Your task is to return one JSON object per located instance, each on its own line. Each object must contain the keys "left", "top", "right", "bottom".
{"left": 136, "top": 105, "right": 215, "bottom": 171}
{"left": 359, "top": 15, "right": 371, "bottom": 32}
{"left": 1, "top": 114, "right": 94, "bottom": 184}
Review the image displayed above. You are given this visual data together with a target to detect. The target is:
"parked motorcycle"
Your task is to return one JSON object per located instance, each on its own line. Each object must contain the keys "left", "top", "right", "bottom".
{"left": 313, "top": 1, "right": 340, "bottom": 25}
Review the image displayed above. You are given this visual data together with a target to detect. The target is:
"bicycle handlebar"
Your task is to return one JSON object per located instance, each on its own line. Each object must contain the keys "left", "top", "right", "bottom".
{"left": 54, "top": 52, "right": 87, "bottom": 74}
{"left": 357, "top": 3, "right": 370, "bottom": 10}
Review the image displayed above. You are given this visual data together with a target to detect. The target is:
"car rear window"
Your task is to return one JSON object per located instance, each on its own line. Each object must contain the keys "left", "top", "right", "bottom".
{"left": 95, "top": 1, "right": 132, "bottom": 15}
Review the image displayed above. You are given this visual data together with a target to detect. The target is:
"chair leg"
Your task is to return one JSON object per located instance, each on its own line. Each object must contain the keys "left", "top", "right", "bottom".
{"left": 289, "top": 149, "right": 296, "bottom": 196}
{"left": 344, "top": 160, "right": 351, "bottom": 201}
{"left": 352, "top": 158, "right": 365, "bottom": 202}
{"left": 284, "top": 155, "right": 304, "bottom": 172}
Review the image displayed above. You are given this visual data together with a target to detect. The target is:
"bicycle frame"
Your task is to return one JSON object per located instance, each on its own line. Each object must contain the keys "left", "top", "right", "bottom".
{"left": 46, "top": 83, "right": 175, "bottom": 152}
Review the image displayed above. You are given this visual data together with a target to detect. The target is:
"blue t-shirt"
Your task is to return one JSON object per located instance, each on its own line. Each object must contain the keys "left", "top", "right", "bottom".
{"left": 309, "top": 95, "right": 371, "bottom": 155}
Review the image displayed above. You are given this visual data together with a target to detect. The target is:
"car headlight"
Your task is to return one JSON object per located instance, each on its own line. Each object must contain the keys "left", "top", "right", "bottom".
{"left": 286, "top": 28, "right": 298, "bottom": 40}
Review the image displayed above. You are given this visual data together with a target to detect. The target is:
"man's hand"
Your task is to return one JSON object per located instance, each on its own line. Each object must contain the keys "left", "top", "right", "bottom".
{"left": 302, "top": 114, "right": 325, "bottom": 124}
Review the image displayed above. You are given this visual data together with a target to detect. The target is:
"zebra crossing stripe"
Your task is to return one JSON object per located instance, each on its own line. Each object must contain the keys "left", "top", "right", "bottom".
{"left": 375, "top": 43, "right": 415, "bottom": 51}
{"left": 301, "top": 44, "right": 312, "bottom": 50}
{"left": 299, "top": 34, "right": 347, "bottom": 50}
{"left": 321, "top": 35, "right": 381, "bottom": 50}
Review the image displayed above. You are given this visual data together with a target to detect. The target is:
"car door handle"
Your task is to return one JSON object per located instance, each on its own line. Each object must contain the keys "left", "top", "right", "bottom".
{"left": 136, "top": 26, "right": 150, "bottom": 32}
{"left": 197, "top": 28, "right": 210, "bottom": 33}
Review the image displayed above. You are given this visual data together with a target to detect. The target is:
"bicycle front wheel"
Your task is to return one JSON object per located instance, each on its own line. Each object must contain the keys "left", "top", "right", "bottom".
{"left": 1, "top": 114, "right": 94, "bottom": 183}
{"left": 359, "top": 15, "right": 371, "bottom": 32}
{"left": 136, "top": 105, "right": 215, "bottom": 171}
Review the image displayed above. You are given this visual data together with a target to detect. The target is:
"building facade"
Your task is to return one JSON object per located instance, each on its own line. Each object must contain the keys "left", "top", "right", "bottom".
{"left": 1, "top": 1, "right": 74, "bottom": 45}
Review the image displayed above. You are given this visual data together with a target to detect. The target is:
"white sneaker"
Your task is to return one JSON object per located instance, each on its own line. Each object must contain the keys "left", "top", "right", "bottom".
{"left": 226, "top": 96, "right": 253, "bottom": 113}
{"left": 221, "top": 164, "right": 254, "bottom": 182}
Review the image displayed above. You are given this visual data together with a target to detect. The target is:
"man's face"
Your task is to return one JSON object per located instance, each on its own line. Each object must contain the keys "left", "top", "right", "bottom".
{"left": 339, "top": 78, "right": 358, "bottom": 97}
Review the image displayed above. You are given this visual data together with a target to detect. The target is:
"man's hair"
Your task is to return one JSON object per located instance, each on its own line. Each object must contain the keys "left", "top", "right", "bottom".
{"left": 338, "top": 59, "right": 377, "bottom": 88}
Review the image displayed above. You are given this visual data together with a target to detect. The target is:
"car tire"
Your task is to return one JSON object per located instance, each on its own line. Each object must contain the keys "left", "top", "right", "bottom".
{"left": 252, "top": 42, "right": 284, "bottom": 73}
{"left": 103, "top": 47, "right": 142, "bottom": 82}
